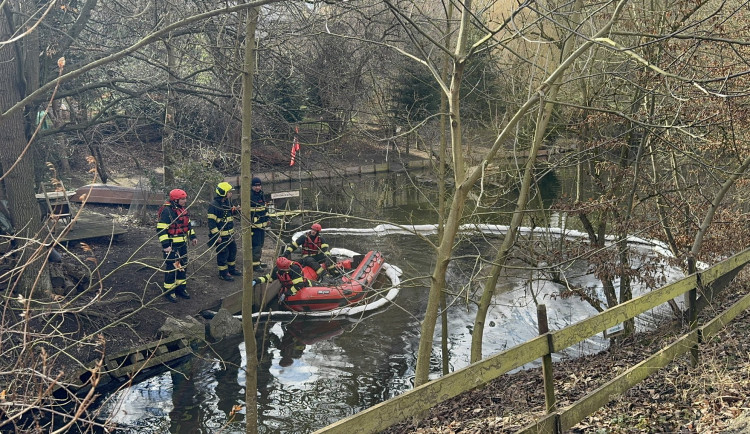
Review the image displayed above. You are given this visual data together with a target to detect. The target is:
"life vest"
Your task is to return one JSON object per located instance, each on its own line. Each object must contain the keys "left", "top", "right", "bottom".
{"left": 301, "top": 234, "right": 322, "bottom": 256}
{"left": 277, "top": 261, "right": 302, "bottom": 290}
{"left": 278, "top": 270, "right": 294, "bottom": 289}
{"left": 159, "top": 204, "right": 191, "bottom": 236}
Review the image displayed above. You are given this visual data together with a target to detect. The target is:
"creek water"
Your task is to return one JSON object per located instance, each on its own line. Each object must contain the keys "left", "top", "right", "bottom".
{"left": 98, "top": 167, "right": 676, "bottom": 433}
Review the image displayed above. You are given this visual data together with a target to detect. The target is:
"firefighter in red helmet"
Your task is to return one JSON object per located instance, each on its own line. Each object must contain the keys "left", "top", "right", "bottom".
{"left": 282, "top": 222, "right": 337, "bottom": 278}
{"left": 156, "top": 189, "right": 198, "bottom": 302}
{"left": 252, "top": 256, "right": 312, "bottom": 304}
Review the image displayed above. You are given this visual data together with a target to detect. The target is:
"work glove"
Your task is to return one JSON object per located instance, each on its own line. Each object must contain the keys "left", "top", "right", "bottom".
{"left": 252, "top": 280, "right": 257, "bottom": 287}
{"left": 278, "top": 293, "right": 286, "bottom": 303}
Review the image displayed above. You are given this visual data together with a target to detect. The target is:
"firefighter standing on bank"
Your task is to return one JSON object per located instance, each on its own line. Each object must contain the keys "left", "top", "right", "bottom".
{"left": 156, "top": 189, "right": 198, "bottom": 302}
{"left": 250, "top": 177, "right": 270, "bottom": 271}
{"left": 207, "top": 182, "right": 243, "bottom": 281}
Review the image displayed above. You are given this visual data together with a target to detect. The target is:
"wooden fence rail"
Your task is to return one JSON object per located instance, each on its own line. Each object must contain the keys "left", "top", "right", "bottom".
{"left": 315, "top": 247, "right": 750, "bottom": 434}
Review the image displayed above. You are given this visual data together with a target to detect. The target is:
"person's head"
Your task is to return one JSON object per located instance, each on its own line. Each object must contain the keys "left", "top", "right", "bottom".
{"left": 169, "top": 189, "right": 187, "bottom": 207}
{"left": 251, "top": 177, "right": 262, "bottom": 192}
{"left": 276, "top": 256, "right": 292, "bottom": 271}
{"left": 216, "top": 182, "right": 234, "bottom": 199}
{"left": 310, "top": 223, "right": 322, "bottom": 236}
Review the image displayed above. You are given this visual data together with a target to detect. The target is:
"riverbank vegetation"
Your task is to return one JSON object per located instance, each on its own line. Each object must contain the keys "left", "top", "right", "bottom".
{"left": 2, "top": 0, "right": 750, "bottom": 431}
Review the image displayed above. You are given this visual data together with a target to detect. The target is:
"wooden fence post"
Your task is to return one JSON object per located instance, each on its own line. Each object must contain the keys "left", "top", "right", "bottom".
{"left": 538, "top": 304, "right": 557, "bottom": 414}
{"left": 687, "top": 256, "right": 699, "bottom": 367}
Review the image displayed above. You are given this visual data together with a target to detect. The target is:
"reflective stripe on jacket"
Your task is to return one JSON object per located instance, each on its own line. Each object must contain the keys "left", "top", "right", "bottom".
{"left": 250, "top": 189, "right": 269, "bottom": 229}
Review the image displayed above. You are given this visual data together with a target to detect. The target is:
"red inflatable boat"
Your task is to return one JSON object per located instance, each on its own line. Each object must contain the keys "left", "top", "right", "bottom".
{"left": 283, "top": 250, "right": 385, "bottom": 312}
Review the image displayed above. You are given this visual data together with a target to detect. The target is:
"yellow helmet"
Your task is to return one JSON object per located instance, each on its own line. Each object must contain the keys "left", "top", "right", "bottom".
{"left": 216, "top": 182, "right": 234, "bottom": 197}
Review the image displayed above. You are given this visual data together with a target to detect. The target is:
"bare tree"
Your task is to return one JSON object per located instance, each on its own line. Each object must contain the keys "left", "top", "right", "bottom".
{"left": 241, "top": 6, "right": 260, "bottom": 433}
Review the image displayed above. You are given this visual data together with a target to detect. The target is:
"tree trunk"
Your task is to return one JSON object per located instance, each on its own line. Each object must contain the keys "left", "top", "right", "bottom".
{"left": 413, "top": 0, "right": 473, "bottom": 386}
{"left": 51, "top": 100, "right": 71, "bottom": 175}
{"left": 0, "top": 1, "right": 51, "bottom": 297}
{"left": 438, "top": 0, "right": 453, "bottom": 377}
{"left": 470, "top": 95, "right": 551, "bottom": 362}
{"left": 163, "top": 40, "right": 176, "bottom": 187}
{"left": 240, "top": 7, "right": 260, "bottom": 433}
{"left": 87, "top": 142, "right": 109, "bottom": 183}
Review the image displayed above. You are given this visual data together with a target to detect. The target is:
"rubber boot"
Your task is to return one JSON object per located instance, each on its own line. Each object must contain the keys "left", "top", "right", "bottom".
{"left": 218, "top": 270, "right": 235, "bottom": 281}
{"left": 163, "top": 291, "right": 178, "bottom": 303}
{"left": 228, "top": 266, "right": 243, "bottom": 276}
{"left": 175, "top": 287, "right": 190, "bottom": 299}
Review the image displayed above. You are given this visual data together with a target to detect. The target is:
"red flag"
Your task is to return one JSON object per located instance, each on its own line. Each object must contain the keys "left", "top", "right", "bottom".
{"left": 290, "top": 136, "right": 300, "bottom": 166}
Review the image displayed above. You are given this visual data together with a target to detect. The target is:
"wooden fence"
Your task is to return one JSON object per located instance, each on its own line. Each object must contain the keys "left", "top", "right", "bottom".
{"left": 315, "top": 247, "right": 750, "bottom": 433}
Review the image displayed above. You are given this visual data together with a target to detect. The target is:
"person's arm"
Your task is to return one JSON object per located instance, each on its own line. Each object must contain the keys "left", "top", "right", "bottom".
{"left": 283, "top": 234, "right": 303, "bottom": 257}
{"left": 156, "top": 207, "right": 173, "bottom": 250}
{"left": 252, "top": 193, "right": 269, "bottom": 226}
{"left": 188, "top": 213, "right": 197, "bottom": 243}
{"left": 319, "top": 236, "right": 331, "bottom": 254}
{"left": 230, "top": 198, "right": 240, "bottom": 215}
{"left": 206, "top": 203, "right": 219, "bottom": 245}
{"left": 287, "top": 265, "right": 309, "bottom": 295}
{"left": 255, "top": 269, "right": 276, "bottom": 285}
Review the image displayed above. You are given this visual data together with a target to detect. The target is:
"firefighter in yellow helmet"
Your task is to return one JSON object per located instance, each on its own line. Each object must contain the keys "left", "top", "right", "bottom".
{"left": 207, "top": 182, "right": 242, "bottom": 281}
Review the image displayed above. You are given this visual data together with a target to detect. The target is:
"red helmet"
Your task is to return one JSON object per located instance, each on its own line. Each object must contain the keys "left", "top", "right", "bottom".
{"left": 276, "top": 256, "right": 292, "bottom": 270}
{"left": 169, "top": 189, "right": 187, "bottom": 201}
{"left": 311, "top": 223, "right": 322, "bottom": 233}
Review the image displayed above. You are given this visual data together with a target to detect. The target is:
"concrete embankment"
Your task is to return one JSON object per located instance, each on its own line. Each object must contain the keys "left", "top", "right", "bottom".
{"left": 224, "top": 159, "right": 433, "bottom": 188}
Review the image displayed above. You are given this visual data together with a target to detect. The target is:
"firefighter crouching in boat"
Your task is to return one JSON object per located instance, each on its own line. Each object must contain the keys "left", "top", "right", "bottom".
{"left": 252, "top": 256, "right": 312, "bottom": 304}
{"left": 281, "top": 223, "right": 338, "bottom": 279}
{"left": 156, "top": 189, "right": 198, "bottom": 302}
{"left": 207, "top": 182, "right": 243, "bottom": 281}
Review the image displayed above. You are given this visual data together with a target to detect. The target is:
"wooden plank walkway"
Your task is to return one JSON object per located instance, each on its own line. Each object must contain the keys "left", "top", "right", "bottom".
{"left": 53, "top": 215, "right": 127, "bottom": 244}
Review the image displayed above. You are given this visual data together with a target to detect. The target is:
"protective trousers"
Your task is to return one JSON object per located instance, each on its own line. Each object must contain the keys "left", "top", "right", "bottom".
{"left": 163, "top": 245, "right": 188, "bottom": 293}
{"left": 302, "top": 252, "right": 335, "bottom": 277}
{"left": 216, "top": 237, "right": 238, "bottom": 273}
{"left": 251, "top": 228, "right": 265, "bottom": 267}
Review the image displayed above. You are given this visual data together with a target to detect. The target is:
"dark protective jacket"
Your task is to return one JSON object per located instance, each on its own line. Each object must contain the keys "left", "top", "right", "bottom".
{"left": 257, "top": 262, "right": 310, "bottom": 295}
{"left": 207, "top": 196, "right": 238, "bottom": 245}
{"left": 285, "top": 232, "right": 330, "bottom": 257}
{"left": 156, "top": 202, "right": 196, "bottom": 248}
{"left": 250, "top": 188, "right": 270, "bottom": 229}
